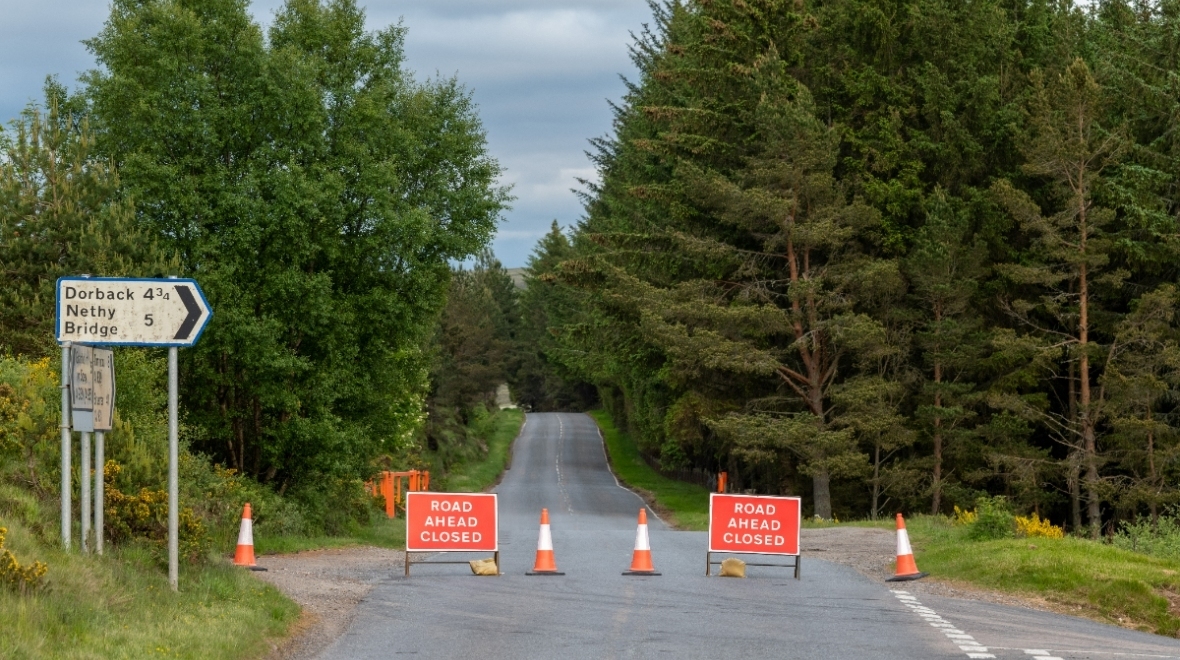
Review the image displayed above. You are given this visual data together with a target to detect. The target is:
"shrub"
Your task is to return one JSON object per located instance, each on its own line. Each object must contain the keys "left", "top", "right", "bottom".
{"left": 967, "top": 496, "right": 1015, "bottom": 540}
{"left": 1114, "top": 513, "right": 1180, "bottom": 559}
{"left": 104, "top": 461, "right": 211, "bottom": 565}
{"left": 0, "top": 526, "right": 47, "bottom": 594}
{"left": 952, "top": 505, "right": 977, "bottom": 526}
{"left": 1015, "top": 512, "right": 1064, "bottom": 538}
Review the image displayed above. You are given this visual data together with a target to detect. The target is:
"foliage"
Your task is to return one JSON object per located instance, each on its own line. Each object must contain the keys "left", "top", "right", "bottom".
{"left": 1113, "top": 511, "right": 1180, "bottom": 560}
{"left": 0, "top": 526, "right": 47, "bottom": 595}
{"left": 423, "top": 254, "right": 519, "bottom": 470}
{"left": 522, "top": 0, "right": 1180, "bottom": 535}
{"left": 951, "top": 506, "right": 977, "bottom": 527}
{"left": 1016, "top": 512, "right": 1065, "bottom": 539}
{"left": 967, "top": 496, "right": 1016, "bottom": 541}
{"left": 82, "top": 0, "right": 507, "bottom": 496}
{"left": 103, "top": 461, "right": 211, "bottom": 565}
{"left": 436, "top": 408, "right": 524, "bottom": 493}
{"left": 0, "top": 86, "right": 171, "bottom": 356}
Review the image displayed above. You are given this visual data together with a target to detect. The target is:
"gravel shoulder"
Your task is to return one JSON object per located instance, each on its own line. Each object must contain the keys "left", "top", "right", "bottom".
{"left": 254, "top": 547, "right": 409, "bottom": 660}
{"left": 256, "top": 528, "right": 1071, "bottom": 659}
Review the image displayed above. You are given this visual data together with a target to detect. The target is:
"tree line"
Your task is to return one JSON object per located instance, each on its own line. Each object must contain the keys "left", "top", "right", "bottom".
{"left": 521, "top": 0, "right": 1180, "bottom": 536}
{"left": 1, "top": 0, "right": 505, "bottom": 527}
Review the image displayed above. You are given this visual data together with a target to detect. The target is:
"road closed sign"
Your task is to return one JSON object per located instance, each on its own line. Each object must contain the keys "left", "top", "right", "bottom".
{"left": 406, "top": 492, "right": 498, "bottom": 552}
{"left": 709, "top": 494, "right": 801, "bottom": 556}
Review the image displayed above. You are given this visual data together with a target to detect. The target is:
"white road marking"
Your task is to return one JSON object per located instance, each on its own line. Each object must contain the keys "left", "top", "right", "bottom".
{"left": 986, "top": 649, "right": 1180, "bottom": 659}
{"left": 595, "top": 421, "right": 666, "bottom": 525}
{"left": 891, "top": 590, "right": 995, "bottom": 659}
{"left": 555, "top": 416, "right": 573, "bottom": 513}
{"left": 1024, "top": 650, "right": 1064, "bottom": 660}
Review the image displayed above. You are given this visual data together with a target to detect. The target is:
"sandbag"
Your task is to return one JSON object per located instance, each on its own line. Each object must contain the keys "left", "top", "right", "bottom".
{"left": 719, "top": 557, "right": 746, "bottom": 578}
{"left": 469, "top": 557, "right": 499, "bottom": 576}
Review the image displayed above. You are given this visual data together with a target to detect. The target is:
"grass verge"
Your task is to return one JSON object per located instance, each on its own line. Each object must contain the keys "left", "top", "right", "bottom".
{"left": 588, "top": 409, "right": 710, "bottom": 531}
{"left": 0, "top": 519, "right": 297, "bottom": 659}
{"left": 905, "top": 515, "right": 1180, "bottom": 636}
{"left": 440, "top": 408, "right": 525, "bottom": 493}
{"left": 254, "top": 516, "right": 405, "bottom": 555}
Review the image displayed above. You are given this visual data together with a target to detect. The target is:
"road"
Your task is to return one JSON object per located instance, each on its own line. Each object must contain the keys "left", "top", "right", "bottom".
{"left": 319, "top": 413, "right": 1180, "bottom": 659}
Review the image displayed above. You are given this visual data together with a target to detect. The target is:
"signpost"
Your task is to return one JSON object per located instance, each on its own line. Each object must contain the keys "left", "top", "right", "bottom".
{"left": 92, "top": 348, "right": 113, "bottom": 555}
{"left": 707, "top": 494, "right": 802, "bottom": 579}
{"left": 70, "top": 346, "right": 93, "bottom": 552}
{"left": 405, "top": 492, "right": 498, "bottom": 575}
{"left": 56, "top": 276, "right": 212, "bottom": 591}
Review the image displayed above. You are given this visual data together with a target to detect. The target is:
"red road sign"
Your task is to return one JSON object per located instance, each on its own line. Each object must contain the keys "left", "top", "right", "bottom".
{"left": 708, "top": 494, "right": 801, "bottom": 555}
{"left": 406, "top": 492, "right": 498, "bottom": 552}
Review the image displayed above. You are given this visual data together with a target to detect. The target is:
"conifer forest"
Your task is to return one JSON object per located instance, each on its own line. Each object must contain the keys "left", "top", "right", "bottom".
{"left": 519, "top": 0, "right": 1180, "bottom": 535}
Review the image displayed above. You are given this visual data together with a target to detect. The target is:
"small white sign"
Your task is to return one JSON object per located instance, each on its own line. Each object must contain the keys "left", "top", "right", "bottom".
{"left": 91, "top": 348, "right": 115, "bottom": 432}
{"left": 55, "top": 277, "right": 213, "bottom": 347}
{"left": 70, "top": 345, "right": 94, "bottom": 432}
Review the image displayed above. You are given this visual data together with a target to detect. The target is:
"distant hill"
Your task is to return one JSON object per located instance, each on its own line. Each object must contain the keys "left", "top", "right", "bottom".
{"left": 506, "top": 268, "right": 527, "bottom": 289}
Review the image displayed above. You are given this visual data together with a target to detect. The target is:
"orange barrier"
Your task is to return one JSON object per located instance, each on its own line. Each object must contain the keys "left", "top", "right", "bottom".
{"left": 887, "top": 513, "right": 927, "bottom": 581}
{"left": 717, "top": 471, "right": 727, "bottom": 493}
{"left": 623, "top": 509, "right": 660, "bottom": 575}
{"left": 233, "top": 503, "right": 265, "bottom": 571}
{"left": 365, "top": 470, "right": 431, "bottom": 519}
{"left": 526, "top": 508, "right": 564, "bottom": 575}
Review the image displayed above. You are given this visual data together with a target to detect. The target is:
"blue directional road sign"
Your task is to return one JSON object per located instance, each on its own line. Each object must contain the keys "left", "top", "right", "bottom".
{"left": 56, "top": 277, "right": 213, "bottom": 347}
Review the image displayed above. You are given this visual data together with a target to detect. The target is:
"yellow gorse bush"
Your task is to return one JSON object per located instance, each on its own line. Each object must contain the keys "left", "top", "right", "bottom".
{"left": 0, "top": 527, "right": 47, "bottom": 595}
{"left": 104, "top": 461, "right": 210, "bottom": 563}
{"left": 1015, "top": 512, "right": 1065, "bottom": 538}
{"left": 952, "top": 505, "right": 977, "bottom": 526}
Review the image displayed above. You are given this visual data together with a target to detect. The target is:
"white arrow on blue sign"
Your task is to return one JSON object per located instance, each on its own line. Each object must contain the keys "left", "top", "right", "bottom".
{"left": 55, "top": 277, "right": 213, "bottom": 347}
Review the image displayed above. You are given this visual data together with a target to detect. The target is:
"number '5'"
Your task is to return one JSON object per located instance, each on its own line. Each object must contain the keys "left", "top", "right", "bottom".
{"left": 145, "top": 314, "right": 154, "bottom": 326}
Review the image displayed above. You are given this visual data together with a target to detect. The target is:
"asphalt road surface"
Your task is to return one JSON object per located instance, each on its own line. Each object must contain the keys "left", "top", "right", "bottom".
{"left": 319, "top": 413, "right": 1180, "bottom": 659}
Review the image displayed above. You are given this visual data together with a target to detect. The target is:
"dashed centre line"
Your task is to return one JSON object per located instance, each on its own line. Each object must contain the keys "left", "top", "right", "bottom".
{"left": 891, "top": 590, "right": 995, "bottom": 659}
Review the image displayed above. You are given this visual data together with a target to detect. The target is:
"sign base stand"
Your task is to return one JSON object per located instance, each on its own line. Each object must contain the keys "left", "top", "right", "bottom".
{"left": 706, "top": 551, "right": 801, "bottom": 579}
{"left": 405, "top": 550, "right": 500, "bottom": 577}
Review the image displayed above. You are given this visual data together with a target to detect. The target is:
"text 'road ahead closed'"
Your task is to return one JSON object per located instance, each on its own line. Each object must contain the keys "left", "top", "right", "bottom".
{"left": 406, "top": 492, "right": 498, "bottom": 552}
{"left": 708, "top": 494, "right": 801, "bottom": 556}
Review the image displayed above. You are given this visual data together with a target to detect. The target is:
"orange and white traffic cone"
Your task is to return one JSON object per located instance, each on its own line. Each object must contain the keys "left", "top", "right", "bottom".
{"left": 887, "top": 513, "right": 926, "bottom": 581}
{"left": 622, "top": 509, "right": 661, "bottom": 575}
{"left": 526, "top": 508, "right": 565, "bottom": 575}
{"left": 233, "top": 503, "right": 266, "bottom": 571}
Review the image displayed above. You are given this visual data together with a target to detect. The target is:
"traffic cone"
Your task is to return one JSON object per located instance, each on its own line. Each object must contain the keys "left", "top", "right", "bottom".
{"left": 887, "top": 513, "right": 926, "bottom": 581}
{"left": 622, "top": 509, "right": 661, "bottom": 575}
{"left": 233, "top": 503, "right": 267, "bottom": 571}
{"left": 526, "top": 508, "right": 564, "bottom": 575}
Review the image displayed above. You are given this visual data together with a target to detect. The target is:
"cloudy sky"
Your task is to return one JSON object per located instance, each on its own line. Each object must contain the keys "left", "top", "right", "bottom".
{"left": 0, "top": 0, "right": 653, "bottom": 267}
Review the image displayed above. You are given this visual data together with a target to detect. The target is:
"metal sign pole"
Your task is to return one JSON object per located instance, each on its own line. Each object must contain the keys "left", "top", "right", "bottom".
{"left": 81, "top": 431, "right": 91, "bottom": 553}
{"left": 95, "top": 430, "right": 104, "bottom": 555}
{"left": 168, "top": 345, "right": 179, "bottom": 591}
{"left": 60, "top": 343, "right": 72, "bottom": 550}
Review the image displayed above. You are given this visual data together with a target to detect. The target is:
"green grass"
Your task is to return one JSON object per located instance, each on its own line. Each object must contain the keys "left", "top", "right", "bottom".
{"left": 0, "top": 519, "right": 297, "bottom": 659}
{"left": 905, "top": 515, "right": 1180, "bottom": 636}
{"left": 441, "top": 408, "right": 525, "bottom": 493}
{"left": 588, "top": 409, "right": 710, "bottom": 530}
{"left": 254, "top": 515, "right": 406, "bottom": 555}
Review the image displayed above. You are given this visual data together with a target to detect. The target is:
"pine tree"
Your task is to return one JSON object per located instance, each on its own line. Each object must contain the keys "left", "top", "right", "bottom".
{"left": 0, "top": 86, "right": 169, "bottom": 355}
{"left": 993, "top": 58, "right": 1125, "bottom": 537}
{"left": 903, "top": 192, "right": 985, "bottom": 514}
